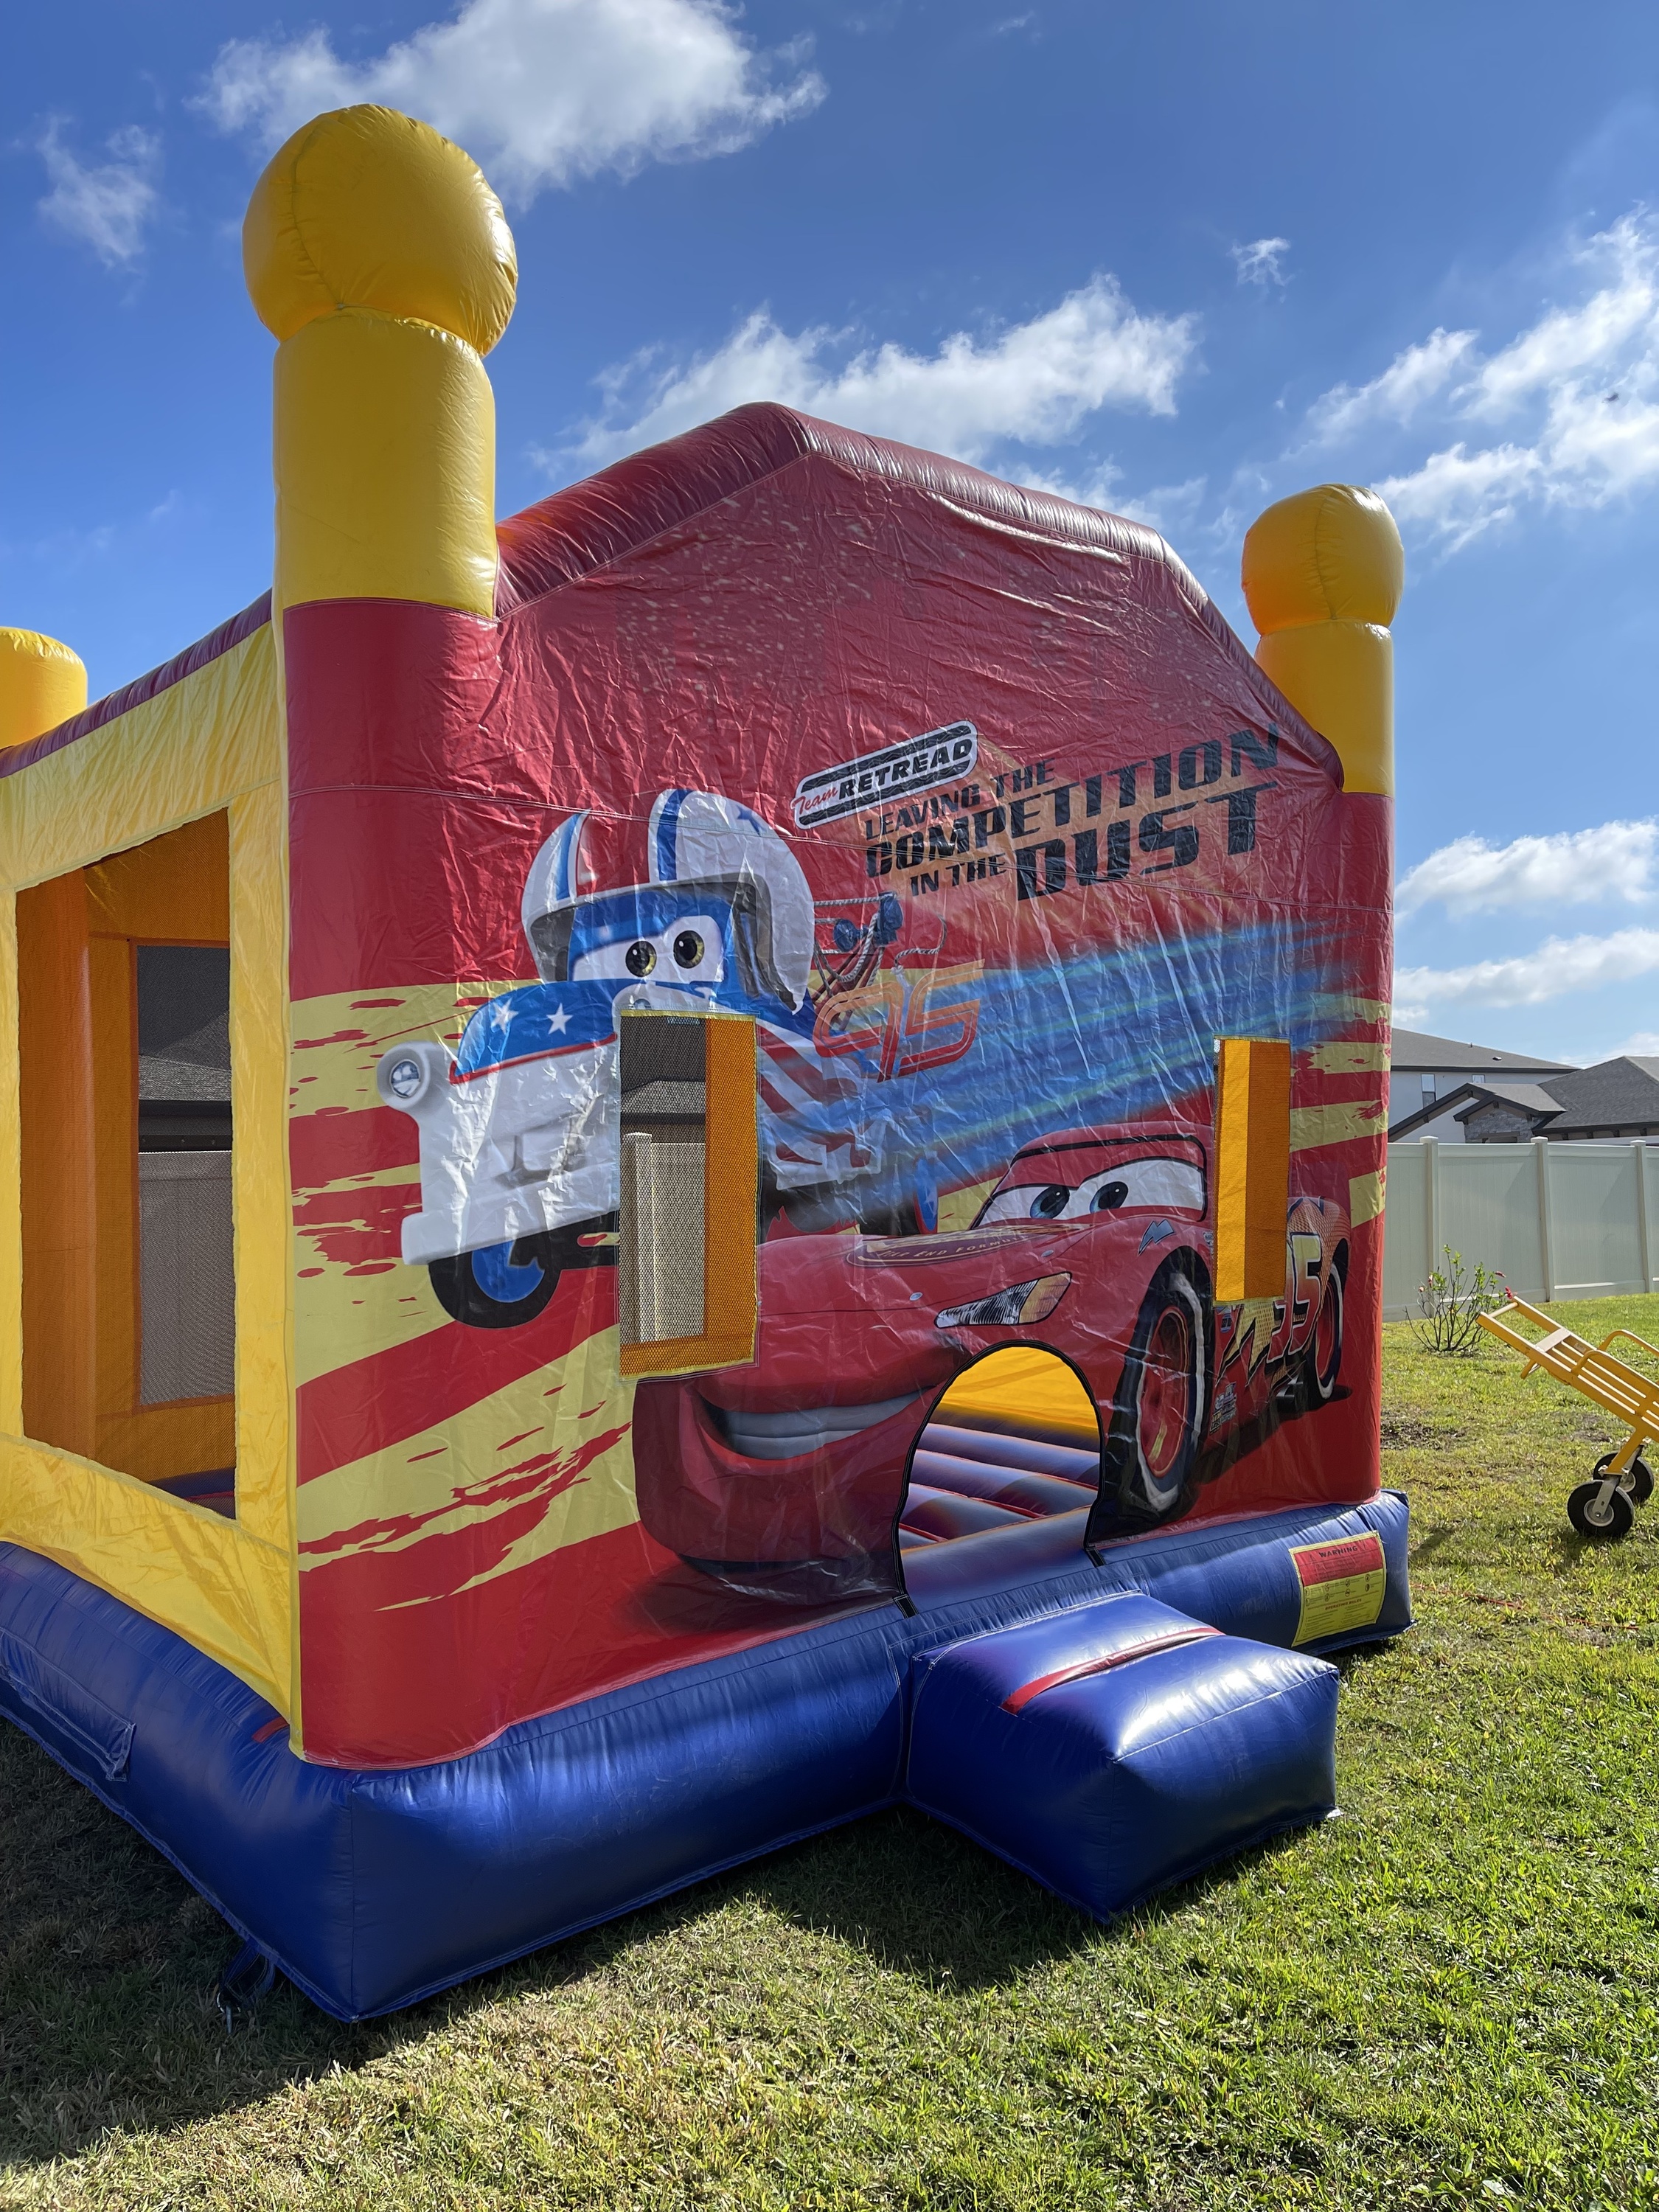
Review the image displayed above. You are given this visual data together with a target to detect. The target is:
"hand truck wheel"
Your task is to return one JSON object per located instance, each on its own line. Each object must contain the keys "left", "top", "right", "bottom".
{"left": 1593, "top": 1450, "right": 1654, "bottom": 1504}
{"left": 1568, "top": 1479, "right": 1635, "bottom": 1542}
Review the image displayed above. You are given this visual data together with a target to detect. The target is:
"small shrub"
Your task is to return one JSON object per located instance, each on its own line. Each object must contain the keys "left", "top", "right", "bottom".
{"left": 1413, "top": 1245, "right": 1506, "bottom": 1356}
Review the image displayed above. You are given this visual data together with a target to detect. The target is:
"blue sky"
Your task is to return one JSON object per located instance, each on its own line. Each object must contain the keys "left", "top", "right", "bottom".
{"left": 5, "top": 0, "right": 1659, "bottom": 1068}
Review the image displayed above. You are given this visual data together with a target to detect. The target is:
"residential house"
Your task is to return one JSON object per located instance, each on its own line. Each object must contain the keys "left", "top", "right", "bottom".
{"left": 1387, "top": 1026, "right": 1574, "bottom": 1143}
{"left": 1388, "top": 1054, "right": 1659, "bottom": 1145}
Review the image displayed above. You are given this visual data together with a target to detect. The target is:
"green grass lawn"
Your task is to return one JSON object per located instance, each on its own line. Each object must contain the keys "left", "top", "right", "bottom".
{"left": 4, "top": 1303, "right": 1658, "bottom": 2211}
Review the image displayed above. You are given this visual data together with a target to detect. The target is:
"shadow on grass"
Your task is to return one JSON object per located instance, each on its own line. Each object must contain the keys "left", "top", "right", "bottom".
{"left": 0, "top": 1722, "right": 1096, "bottom": 2169}
{"left": 1544, "top": 1522, "right": 1640, "bottom": 1568}
{"left": 1408, "top": 1524, "right": 1457, "bottom": 1567}
{"left": 0, "top": 1721, "right": 389, "bottom": 2168}
{"left": 1329, "top": 1638, "right": 1404, "bottom": 1681}
{"left": 1, "top": 1697, "right": 1328, "bottom": 2173}
{"left": 727, "top": 1802, "right": 1093, "bottom": 1986}
{"left": 3, "top": 1626, "right": 1410, "bottom": 2169}
{"left": 732, "top": 1797, "right": 1318, "bottom": 1989}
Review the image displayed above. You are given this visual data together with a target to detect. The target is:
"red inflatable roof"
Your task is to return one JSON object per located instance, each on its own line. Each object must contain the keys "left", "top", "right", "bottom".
{"left": 493, "top": 403, "right": 1332, "bottom": 779}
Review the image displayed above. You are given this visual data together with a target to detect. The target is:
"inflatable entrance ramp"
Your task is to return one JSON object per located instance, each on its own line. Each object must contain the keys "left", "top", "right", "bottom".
{"left": 907, "top": 1593, "right": 1341, "bottom": 1919}
{"left": 0, "top": 104, "right": 1408, "bottom": 2017}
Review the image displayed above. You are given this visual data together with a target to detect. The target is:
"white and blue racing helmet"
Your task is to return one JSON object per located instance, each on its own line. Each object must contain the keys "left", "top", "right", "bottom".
{"left": 521, "top": 790, "right": 815, "bottom": 1009}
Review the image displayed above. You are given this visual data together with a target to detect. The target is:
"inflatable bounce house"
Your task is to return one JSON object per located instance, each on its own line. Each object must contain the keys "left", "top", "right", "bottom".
{"left": 0, "top": 108, "right": 1410, "bottom": 2019}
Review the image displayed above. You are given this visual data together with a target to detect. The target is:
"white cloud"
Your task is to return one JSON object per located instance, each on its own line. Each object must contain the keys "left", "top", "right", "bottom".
{"left": 1232, "top": 237, "right": 1289, "bottom": 288}
{"left": 1375, "top": 439, "right": 1543, "bottom": 553}
{"left": 1310, "top": 213, "right": 1659, "bottom": 552}
{"left": 1009, "top": 466, "right": 1209, "bottom": 545}
{"left": 1464, "top": 222, "right": 1658, "bottom": 417}
{"left": 1014, "top": 462, "right": 1124, "bottom": 511}
{"left": 1396, "top": 927, "right": 1659, "bottom": 1009}
{"left": 554, "top": 276, "right": 1199, "bottom": 472}
{"left": 1396, "top": 820, "right": 1659, "bottom": 917}
{"left": 1111, "top": 477, "right": 1208, "bottom": 536}
{"left": 1304, "top": 327, "right": 1477, "bottom": 448}
{"left": 14, "top": 488, "right": 190, "bottom": 578}
{"left": 199, "top": 0, "right": 824, "bottom": 202}
{"left": 1615, "top": 1030, "right": 1659, "bottom": 1056}
{"left": 38, "top": 119, "right": 161, "bottom": 268}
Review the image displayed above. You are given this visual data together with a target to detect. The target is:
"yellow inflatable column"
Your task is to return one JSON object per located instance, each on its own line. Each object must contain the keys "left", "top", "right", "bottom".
{"left": 0, "top": 631, "right": 89, "bottom": 1437}
{"left": 1240, "top": 485, "right": 1404, "bottom": 795}
{"left": 243, "top": 104, "right": 518, "bottom": 618}
{"left": 0, "top": 630, "right": 87, "bottom": 754}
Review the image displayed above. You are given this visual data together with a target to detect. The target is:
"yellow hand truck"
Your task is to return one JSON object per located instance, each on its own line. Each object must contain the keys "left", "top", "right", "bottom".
{"left": 1476, "top": 1293, "right": 1658, "bottom": 1540}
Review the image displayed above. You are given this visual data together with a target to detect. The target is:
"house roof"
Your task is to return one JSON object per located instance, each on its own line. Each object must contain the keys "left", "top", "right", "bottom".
{"left": 489, "top": 401, "right": 1337, "bottom": 778}
{"left": 1388, "top": 1026, "right": 1573, "bottom": 1075}
{"left": 1537, "top": 1056, "right": 1659, "bottom": 1129}
{"left": 1455, "top": 1082, "right": 1565, "bottom": 1118}
{"left": 1387, "top": 1079, "right": 1561, "bottom": 1141}
{"left": 1388, "top": 1056, "right": 1659, "bottom": 1141}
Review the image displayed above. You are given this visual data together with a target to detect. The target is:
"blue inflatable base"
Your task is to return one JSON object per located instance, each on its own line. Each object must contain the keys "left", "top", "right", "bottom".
{"left": 0, "top": 1492, "right": 1409, "bottom": 2019}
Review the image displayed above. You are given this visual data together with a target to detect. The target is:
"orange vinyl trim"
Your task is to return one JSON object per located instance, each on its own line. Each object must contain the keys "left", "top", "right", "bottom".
{"left": 1214, "top": 1036, "right": 1293, "bottom": 1304}
{"left": 701, "top": 1014, "right": 760, "bottom": 1354}
{"left": 83, "top": 813, "right": 230, "bottom": 939}
{"left": 619, "top": 1333, "right": 757, "bottom": 1380}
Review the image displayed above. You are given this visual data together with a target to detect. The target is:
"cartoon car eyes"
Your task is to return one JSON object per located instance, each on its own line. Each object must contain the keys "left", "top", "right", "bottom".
{"left": 978, "top": 1157, "right": 1206, "bottom": 1225}
{"left": 570, "top": 913, "right": 727, "bottom": 988}
{"left": 617, "top": 931, "right": 707, "bottom": 978}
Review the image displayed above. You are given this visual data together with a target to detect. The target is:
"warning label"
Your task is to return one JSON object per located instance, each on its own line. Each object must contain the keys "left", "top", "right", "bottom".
{"left": 1289, "top": 1530, "right": 1387, "bottom": 1646}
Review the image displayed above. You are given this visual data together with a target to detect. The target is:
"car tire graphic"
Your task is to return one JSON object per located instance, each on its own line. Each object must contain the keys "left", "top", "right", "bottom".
{"left": 1295, "top": 1241, "right": 1347, "bottom": 1411}
{"left": 1102, "top": 1255, "right": 1209, "bottom": 1523}
{"left": 428, "top": 1225, "right": 610, "bottom": 1329}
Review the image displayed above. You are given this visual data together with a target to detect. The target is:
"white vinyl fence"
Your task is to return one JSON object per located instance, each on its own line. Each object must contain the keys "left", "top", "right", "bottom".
{"left": 1382, "top": 1138, "right": 1659, "bottom": 1321}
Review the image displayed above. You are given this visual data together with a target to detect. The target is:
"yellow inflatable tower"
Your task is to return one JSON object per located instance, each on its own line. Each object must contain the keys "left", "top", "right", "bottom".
{"left": 0, "top": 630, "right": 87, "bottom": 755}
{"left": 1242, "top": 483, "right": 1405, "bottom": 797}
{"left": 245, "top": 104, "right": 516, "bottom": 621}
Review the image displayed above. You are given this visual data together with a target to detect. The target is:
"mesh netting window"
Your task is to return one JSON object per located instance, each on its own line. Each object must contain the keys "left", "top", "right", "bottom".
{"left": 619, "top": 1017, "right": 708, "bottom": 1348}
{"left": 138, "top": 945, "right": 232, "bottom": 1150}
{"left": 139, "top": 1151, "right": 236, "bottom": 1402}
{"left": 136, "top": 945, "right": 234, "bottom": 1402}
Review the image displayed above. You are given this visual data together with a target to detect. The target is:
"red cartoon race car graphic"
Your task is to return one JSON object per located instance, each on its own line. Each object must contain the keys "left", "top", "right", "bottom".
{"left": 632, "top": 1122, "right": 1349, "bottom": 1576}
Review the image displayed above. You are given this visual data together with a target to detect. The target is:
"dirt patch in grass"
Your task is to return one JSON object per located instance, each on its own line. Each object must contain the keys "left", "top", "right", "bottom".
{"left": 1379, "top": 1413, "right": 1468, "bottom": 1448}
